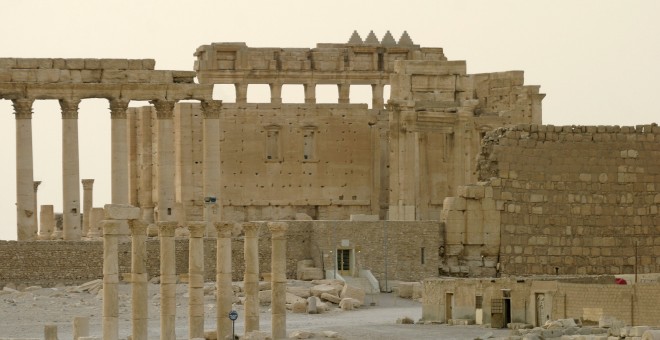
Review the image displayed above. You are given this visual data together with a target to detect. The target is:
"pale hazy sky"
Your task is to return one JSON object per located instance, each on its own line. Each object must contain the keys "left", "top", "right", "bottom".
{"left": 1, "top": 0, "right": 658, "bottom": 240}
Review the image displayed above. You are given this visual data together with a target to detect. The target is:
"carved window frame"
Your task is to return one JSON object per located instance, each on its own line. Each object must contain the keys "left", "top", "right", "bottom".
{"left": 264, "top": 124, "right": 282, "bottom": 162}
{"left": 302, "top": 125, "right": 319, "bottom": 163}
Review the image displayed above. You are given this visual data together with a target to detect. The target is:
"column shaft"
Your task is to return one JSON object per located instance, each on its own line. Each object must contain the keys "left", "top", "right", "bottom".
{"left": 151, "top": 100, "right": 176, "bottom": 222}
{"left": 372, "top": 83, "right": 385, "bottom": 109}
{"left": 159, "top": 221, "right": 177, "bottom": 340}
{"left": 131, "top": 221, "right": 148, "bottom": 340}
{"left": 81, "top": 179, "right": 94, "bottom": 237}
{"left": 202, "top": 101, "right": 222, "bottom": 237}
{"left": 215, "top": 222, "right": 233, "bottom": 339}
{"left": 304, "top": 83, "right": 316, "bottom": 104}
{"left": 110, "top": 99, "right": 130, "bottom": 204}
{"left": 39, "top": 205, "right": 55, "bottom": 240}
{"left": 13, "top": 98, "right": 36, "bottom": 241}
{"left": 102, "top": 220, "right": 121, "bottom": 340}
{"left": 269, "top": 222, "right": 288, "bottom": 340}
{"left": 338, "top": 83, "right": 350, "bottom": 104}
{"left": 243, "top": 222, "right": 260, "bottom": 334}
{"left": 32, "top": 181, "right": 41, "bottom": 238}
{"left": 188, "top": 222, "right": 206, "bottom": 339}
{"left": 270, "top": 83, "right": 282, "bottom": 104}
{"left": 235, "top": 83, "right": 248, "bottom": 103}
{"left": 61, "top": 99, "right": 82, "bottom": 240}
{"left": 138, "top": 106, "right": 155, "bottom": 223}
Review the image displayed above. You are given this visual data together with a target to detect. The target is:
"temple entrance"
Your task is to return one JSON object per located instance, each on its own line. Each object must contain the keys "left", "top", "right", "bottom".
{"left": 336, "top": 248, "right": 351, "bottom": 276}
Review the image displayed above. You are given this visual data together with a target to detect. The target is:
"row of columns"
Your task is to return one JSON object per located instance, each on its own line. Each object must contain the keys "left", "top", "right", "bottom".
{"left": 13, "top": 98, "right": 222, "bottom": 241}
{"left": 102, "top": 218, "right": 288, "bottom": 340}
{"left": 232, "top": 82, "right": 387, "bottom": 108}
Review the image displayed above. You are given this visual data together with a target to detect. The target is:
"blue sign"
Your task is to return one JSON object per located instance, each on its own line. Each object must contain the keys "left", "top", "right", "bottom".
{"left": 228, "top": 310, "right": 238, "bottom": 321}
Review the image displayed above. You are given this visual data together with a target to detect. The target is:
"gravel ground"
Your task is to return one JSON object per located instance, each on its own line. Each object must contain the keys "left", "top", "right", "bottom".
{"left": 0, "top": 281, "right": 511, "bottom": 339}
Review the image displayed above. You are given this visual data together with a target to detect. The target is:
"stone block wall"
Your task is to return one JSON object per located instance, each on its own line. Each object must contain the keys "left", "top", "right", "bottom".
{"left": 0, "top": 220, "right": 439, "bottom": 287}
{"left": 476, "top": 124, "right": 660, "bottom": 276}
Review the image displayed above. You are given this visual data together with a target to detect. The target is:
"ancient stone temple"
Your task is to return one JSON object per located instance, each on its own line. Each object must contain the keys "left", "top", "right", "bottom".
{"left": 1, "top": 30, "right": 543, "bottom": 241}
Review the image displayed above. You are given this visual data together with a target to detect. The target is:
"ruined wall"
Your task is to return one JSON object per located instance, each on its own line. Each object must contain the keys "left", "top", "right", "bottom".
{"left": 0, "top": 220, "right": 437, "bottom": 287}
{"left": 482, "top": 124, "right": 660, "bottom": 276}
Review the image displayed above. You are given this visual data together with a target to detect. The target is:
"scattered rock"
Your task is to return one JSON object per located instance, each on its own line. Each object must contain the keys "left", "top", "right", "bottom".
{"left": 149, "top": 277, "right": 160, "bottom": 284}
{"left": 320, "top": 292, "right": 341, "bottom": 304}
{"left": 339, "top": 284, "right": 365, "bottom": 306}
{"left": 311, "top": 284, "right": 339, "bottom": 297}
{"left": 396, "top": 316, "right": 414, "bottom": 324}
{"left": 258, "top": 290, "right": 272, "bottom": 305}
{"left": 291, "top": 301, "right": 307, "bottom": 313}
{"left": 203, "top": 329, "right": 218, "bottom": 339}
{"left": 339, "top": 298, "right": 359, "bottom": 310}
{"left": 244, "top": 330, "right": 272, "bottom": 340}
{"left": 321, "top": 330, "right": 340, "bottom": 338}
{"left": 259, "top": 281, "right": 271, "bottom": 291}
{"left": 287, "top": 286, "right": 310, "bottom": 299}
{"left": 289, "top": 330, "right": 314, "bottom": 339}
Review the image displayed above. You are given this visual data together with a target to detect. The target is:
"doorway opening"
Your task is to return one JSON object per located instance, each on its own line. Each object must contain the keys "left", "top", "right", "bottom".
{"left": 336, "top": 248, "right": 351, "bottom": 276}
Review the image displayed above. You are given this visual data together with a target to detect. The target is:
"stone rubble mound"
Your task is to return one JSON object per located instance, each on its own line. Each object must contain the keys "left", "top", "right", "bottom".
{"left": 507, "top": 316, "right": 660, "bottom": 340}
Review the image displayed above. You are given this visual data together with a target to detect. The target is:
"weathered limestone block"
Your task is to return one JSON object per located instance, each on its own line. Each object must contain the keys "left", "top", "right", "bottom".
{"left": 397, "top": 282, "right": 414, "bottom": 298}
{"left": 104, "top": 204, "right": 140, "bottom": 220}
{"left": 289, "top": 330, "right": 314, "bottom": 339}
{"left": 286, "top": 286, "right": 310, "bottom": 299}
{"left": 311, "top": 284, "right": 339, "bottom": 297}
{"left": 44, "top": 324, "right": 58, "bottom": 340}
{"left": 306, "top": 296, "right": 317, "bottom": 314}
{"left": 320, "top": 292, "right": 341, "bottom": 304}
{"left": 291, "top": 301, "right": 307, "bottom": 313}
{"left": 340, "top": 284, "right": 365, "bottom": 305}
{"left": 642, "top": 330, "right": 660, "bottom": 340}
{"left": 299, "top": 267, "right": 324, "bottom": 281}
{"left": 339, "top": 298, "right": 360, "bottom": 310}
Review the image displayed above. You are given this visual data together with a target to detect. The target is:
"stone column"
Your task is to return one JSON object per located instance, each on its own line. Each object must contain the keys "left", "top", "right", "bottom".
{"left": 32, "top": 181, "right": 41, "bottom": 237}
{"left": 87, "top": 207, "right": 104, "bottom": 239}
{"left": 150, "top": 100, "right": 177, "bottom": 223}
{"left": 338, "top": 83, "right": 350, "bottom": 104}
{"left": 159, "top": 221, "right": 177, "bottom": 340}
{"left": 73, "top": 316, "right": 89, "bottom": 340}
{"left": 102, "top": 220, "right": 121, "bottom": 340}
{"left": 81, "top": 179, "right": 94, "bottom": 237}
{"left": 110, "top": 99, "right": 130, "bottom": 204}
{"left": 235, "top": 83, "right": 248, "bottom": 103}
{"left": 138, "top": 106, "right": 155, "bottom": 224}
{"left": 215, "top": 222, "right": 233, "bottom": 340}
{"left": 270, "top": 83, "right": 282, "bottom": 104}
{"left": 13, "top": 98, "right": 36, "bottom": 241}
{"left": 130, "top": 220, "right": 148, "bottom": 340}
{"left": 39, "top": 205, "right": 55, "bottom": 240}
{"left": 201, "top": 101, "right": 222, "bottom": 237}
{"left": 372, "top": 83, "right": 385, "bottom": 109}
{"left": 60, "top": 98, "right": 82, "bottom": 240}
{"left": 304, "top": 83, "right": 316, "bottom": 104}
{"left": 243, "top": 222, "right": 260, "bottom": 334}
{"left": 269, "top": 221, "right": 288, "bottom": 340}
{"left": 188, "top": 222, "right": 206, "bottom": 339}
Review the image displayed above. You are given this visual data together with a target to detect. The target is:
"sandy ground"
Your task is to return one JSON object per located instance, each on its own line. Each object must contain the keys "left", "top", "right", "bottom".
{"left": 0, "top": 281, "right": 511, "bottom": 339}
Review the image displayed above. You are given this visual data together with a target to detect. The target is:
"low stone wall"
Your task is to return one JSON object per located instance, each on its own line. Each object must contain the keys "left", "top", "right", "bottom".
{"left": 0, "top": 220, "right": 440, "bottom": 287}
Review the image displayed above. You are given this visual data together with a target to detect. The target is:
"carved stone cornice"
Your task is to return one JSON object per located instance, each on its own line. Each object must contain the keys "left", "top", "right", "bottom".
{"left": 267, "top": 221, "right": 288, "bottom": 238}
{"left": 201, "top": 100, "right": 222, "bottom": 119}
{"left": 12, "top": 98, "right": 35, "bottom": 119}
{"left": 59, "top": 98, "right": 81, "bottom": 119}
{"left": 149, "top": 100, "right": 176, "bottom": 119}
{"left": 109, "top": 99, "right": 129, "bottom": 119}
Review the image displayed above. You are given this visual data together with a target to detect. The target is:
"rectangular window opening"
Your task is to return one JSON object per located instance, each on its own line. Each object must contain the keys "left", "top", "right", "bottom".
{"left": 421, "top": 247, "right": 425, "bottom": 265}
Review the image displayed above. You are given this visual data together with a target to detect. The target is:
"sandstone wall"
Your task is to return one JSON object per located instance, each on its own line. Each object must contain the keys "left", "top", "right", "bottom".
{"left": 0, "top": 220, "right": 438, "bottom": 287}
{"left": 482, "top": 124, "right": 660, "bottom": 276}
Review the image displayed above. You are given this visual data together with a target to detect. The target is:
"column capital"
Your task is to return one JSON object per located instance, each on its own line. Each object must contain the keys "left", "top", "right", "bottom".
{"left": 59, "top": 98, "right": 81, "bottom": 119}
{"left": 268, "top": 221, "right": 288, "bottom": 238}
{"left": 187, "top": 221, "right": 206, "bottom": 238}
{"left": 129, "top": 219, "right": 148, "bottom": 236}
{"left": 214, "top": 221, "right": 234, "bottom": 238}
{"left": 201, "top": 100, "right": 222, "bottom": 119}
{"left": 12, "top": 98, "right": 35, "bottom": 119}
{"left": 33, "top": 181, "right": 41, "bottom": 192}
{"left": 242, "top": 222, "right": 260, "bottom": 237}
{"left": 109, "top": 99, "right": 130, "bottom": 119}
{"left": 81, "top": 179, "right": 95, "bottom": 190}
{"left": 149, "top": 100, "right": 176, "bottom": 119}
{"left": 158, "top": 221, "right": 178, "bottom": 237}
{"left": 102, "top": 220, "right": 122, "bottom": 235}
